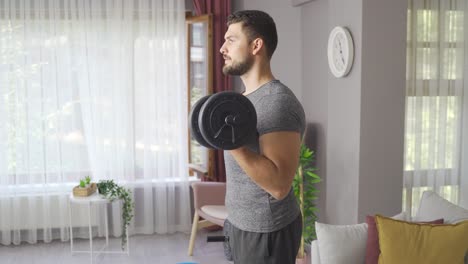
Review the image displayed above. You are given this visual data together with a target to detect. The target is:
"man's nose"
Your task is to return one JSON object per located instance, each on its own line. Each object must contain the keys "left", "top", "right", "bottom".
{"left": 220, "top": 42, "right": 226, "bottom": 54}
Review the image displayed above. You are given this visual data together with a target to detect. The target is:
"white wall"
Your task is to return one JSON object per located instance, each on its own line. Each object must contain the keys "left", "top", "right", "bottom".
{"left": 357, "top": 0, "right": 407, "bottom": 221}
{"left": 232, "top": 0, "right": 303, "bottom": 101}
{"left": 324, "top": 0, "right": 364, "bottom": 224}
{"left": 301, "top": 0, "right": 329, "bottom": 222}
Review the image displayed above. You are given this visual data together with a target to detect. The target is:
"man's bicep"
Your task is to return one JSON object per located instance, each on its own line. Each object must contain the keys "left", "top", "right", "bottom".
{"left": 259, "top": 131, "right": 302, "bottom": 179}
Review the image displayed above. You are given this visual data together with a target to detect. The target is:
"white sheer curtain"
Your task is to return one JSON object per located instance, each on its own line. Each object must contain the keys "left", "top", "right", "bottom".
{"left": 0, "top": 0, "right": 190, "bottom": 245}
{"left": 404, "top": 0, "right": 465, "bottom": 216}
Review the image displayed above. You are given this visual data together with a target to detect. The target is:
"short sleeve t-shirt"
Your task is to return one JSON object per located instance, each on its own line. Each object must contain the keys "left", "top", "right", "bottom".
{"left": 224, "top": 80, "right": 306, "bottom": 232}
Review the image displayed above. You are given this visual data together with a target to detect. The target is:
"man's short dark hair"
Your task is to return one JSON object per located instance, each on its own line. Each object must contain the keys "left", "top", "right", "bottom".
{"left": 227, "top": 10, "right": 278, "bottom": 59}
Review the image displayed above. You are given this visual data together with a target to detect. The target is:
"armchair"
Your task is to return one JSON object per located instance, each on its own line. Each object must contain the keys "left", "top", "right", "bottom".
{"left": 187, "top": 165, "right": 227, "bottom": 256}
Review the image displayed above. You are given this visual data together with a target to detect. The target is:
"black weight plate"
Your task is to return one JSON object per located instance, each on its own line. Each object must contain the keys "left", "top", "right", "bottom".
{"left": 198, "top": 91, "right": 257, "bottom": 150}
{"left": 189, "top": 95, "right": 212, "bottom": 148}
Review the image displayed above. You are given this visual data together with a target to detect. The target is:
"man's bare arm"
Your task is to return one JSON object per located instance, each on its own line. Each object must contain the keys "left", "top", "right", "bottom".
{"left": 229, "top": 131, "right": 301, "bottom": 200}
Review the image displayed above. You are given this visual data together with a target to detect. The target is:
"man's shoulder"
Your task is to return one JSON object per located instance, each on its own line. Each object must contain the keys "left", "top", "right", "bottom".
{"left": 259, "top": 82, "right": 302, "bottom": 108}
{"left": 251, "top": 81, "right": 297, "bottom": 103}
{"left": 264, "top": 80, "right": 292, "bottom": 95}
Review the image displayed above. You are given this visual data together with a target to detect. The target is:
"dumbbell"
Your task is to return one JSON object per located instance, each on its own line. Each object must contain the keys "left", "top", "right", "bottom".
{"left": 189, "top": 91, "right": 257, "bottom": 150}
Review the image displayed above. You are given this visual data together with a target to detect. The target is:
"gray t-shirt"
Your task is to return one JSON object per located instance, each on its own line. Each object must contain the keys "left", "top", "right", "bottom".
{"left": 224, "top": 80, "right": 306, "bottom": 233}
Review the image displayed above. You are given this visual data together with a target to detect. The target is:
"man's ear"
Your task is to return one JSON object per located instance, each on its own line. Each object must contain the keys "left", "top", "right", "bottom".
{"left": 251, "top": 38, "right": 264, "bottom": 55}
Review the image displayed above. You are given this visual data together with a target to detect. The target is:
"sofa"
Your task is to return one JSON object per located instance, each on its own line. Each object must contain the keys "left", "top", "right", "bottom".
{"left": 311, "top": 191, "right": 468, "bottom": 264}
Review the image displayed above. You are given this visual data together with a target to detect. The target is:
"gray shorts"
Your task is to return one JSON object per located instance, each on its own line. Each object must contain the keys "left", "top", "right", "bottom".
{"left": 227, "top": 213, "right": 302, "bottom": 264}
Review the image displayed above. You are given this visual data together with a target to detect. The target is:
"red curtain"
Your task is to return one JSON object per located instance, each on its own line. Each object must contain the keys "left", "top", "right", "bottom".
{"left": 193, "top": 0, "right": 231, "bottom": 182}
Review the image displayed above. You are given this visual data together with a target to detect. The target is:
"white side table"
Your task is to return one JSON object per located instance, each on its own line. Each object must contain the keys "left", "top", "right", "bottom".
{"left": 69, "top": 192, "right": 129, "bottom": 263}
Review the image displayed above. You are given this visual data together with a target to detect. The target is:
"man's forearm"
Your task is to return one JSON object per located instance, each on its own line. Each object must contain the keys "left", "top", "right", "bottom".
{"left": 229, "top": 147, "right": 292, "bottom": 200}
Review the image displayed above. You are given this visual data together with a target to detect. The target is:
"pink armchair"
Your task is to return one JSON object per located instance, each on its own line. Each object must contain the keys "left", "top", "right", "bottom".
{"left": 187, "top": 166, "right": 227, "bottom": 256}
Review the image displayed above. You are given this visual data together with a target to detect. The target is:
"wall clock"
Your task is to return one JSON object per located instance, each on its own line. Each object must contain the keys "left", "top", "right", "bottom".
{"left": 327, "top": 26, "right": 354, "bottom": 78}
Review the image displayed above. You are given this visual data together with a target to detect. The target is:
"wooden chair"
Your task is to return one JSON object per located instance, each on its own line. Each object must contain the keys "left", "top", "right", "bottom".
{"left": 187, "top": 165, "right": 227, "bottom": 256}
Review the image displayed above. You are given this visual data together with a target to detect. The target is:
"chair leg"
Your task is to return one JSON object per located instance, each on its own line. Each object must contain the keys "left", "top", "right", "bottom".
{"left": 188, "top": 211, "right": 199, "bottom": 256}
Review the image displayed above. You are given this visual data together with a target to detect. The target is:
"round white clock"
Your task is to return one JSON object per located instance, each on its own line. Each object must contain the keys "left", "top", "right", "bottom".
{"left": 327, "top": 26, "right": 354, "bottom": 78}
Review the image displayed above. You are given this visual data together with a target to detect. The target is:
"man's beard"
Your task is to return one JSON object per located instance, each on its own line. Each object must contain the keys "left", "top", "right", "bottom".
{"left": 222, "top": 56, "right": 254, "bottom": 76}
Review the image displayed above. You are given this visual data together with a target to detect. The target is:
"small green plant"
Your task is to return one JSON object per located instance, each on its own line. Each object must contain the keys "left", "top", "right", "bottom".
{"left": 79, "top": 176, "right": 92, "bottom": 188}
{"left": 293, "top": 144, "right": 321, "bottom": 258}
{"left": 96, "top": 180, "right": 134, "bottom": 250}
{"left": 79, "top": 179, "right": 86, "bottom": 188}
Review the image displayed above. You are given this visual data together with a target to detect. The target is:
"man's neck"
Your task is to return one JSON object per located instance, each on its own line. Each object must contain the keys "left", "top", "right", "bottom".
{"left": 241, "top": 62, "right": 275, "bottom": 96}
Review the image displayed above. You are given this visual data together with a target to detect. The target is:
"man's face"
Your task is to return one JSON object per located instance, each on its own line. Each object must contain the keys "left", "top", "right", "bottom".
{"left": 220, "top": 23, "right": 254, "bottom": 76}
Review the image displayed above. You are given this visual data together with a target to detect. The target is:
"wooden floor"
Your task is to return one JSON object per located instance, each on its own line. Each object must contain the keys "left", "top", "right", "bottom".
{"left": 0, "top": 229, "right": 231, "bottom": 264}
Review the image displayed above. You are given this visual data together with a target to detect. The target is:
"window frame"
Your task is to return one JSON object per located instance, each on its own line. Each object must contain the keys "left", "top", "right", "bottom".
{"left": 185, "top": 13, "right": 215, "bottom": 179}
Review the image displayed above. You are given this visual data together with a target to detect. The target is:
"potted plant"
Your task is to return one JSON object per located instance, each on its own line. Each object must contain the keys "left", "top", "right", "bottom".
{"left": 79, "top": 176, "right": 92, "bottom": 188}
{"left": 293, "top": 144, "right": 321, "bottom": 263}
{"left": 96, "top": 180, "right": 134, "bottom": 250}
{"left": 73, "top": 176, "right": 97, "bottom": 197}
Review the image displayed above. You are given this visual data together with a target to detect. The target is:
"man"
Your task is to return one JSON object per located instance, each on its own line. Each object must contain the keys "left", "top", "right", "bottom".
{"left": 220, "top": 10, "right": 306, "bottom": 264}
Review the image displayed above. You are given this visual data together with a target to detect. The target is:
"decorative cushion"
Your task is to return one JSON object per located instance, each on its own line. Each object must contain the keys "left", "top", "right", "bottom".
{"left": 390, "top": 211, "right": 408, "bottom": 221}
{"left": 365, "top": 215, "right": 443, "bottom": 264}
{"left": 200, "top": 205, "right": 228, "bottom": 220}
{"left": 315, "top": 222, "right": 368, "bottom": 264}
{"left": 364, "top": 212, "right": 407, "bottom": 264}
{"left": 415, "top": 190, "right": 468, "bottom": 224}
{"left": 376, "top": 215, "right": 468, "bottom": 264}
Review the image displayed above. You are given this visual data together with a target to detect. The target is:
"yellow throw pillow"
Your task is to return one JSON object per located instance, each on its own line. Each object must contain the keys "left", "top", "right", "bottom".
{"left": 375, "top": 214, "right": 468, "bottom": 264}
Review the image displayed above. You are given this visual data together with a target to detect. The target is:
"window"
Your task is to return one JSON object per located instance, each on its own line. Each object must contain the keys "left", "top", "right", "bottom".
{"left": 404, "top": 2, "right": 464, "bottom": 215}
{"left": 186, "top": 14, "right": 214, "bottom": 178}
{"left": 1, "top": 20, "right": 90, "bottom": 184}
{"left": 1, "top": 3, "right": 187, "bottom": 185}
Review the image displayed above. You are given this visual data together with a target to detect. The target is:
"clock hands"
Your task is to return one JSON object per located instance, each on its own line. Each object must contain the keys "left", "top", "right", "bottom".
{"left": 338, "top": 39, "right": 343, "bottom": 54}
{"left": 337, "top": 39, "right": 345, "bottom": 64}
